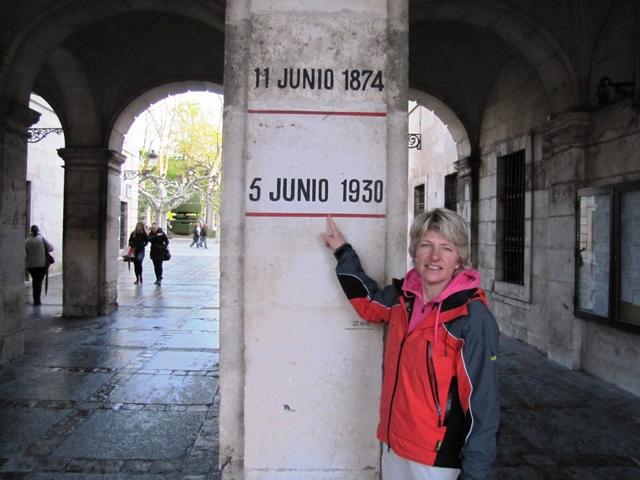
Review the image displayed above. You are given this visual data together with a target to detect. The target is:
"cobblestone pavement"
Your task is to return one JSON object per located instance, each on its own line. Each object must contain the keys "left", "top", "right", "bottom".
{"left": 2, "top": 238, "right": 640, "bottom": 479}
{"left": 2, "top": 237, "right": 220, "bottom": 479}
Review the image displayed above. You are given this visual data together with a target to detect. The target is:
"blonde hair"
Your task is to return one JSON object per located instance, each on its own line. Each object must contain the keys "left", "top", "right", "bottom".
{"left": 408, "top": 208, "right": 470, "bottom": 267}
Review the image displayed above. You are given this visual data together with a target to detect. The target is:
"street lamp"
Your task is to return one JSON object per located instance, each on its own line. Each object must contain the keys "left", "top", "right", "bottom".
{"left": 123, "top": 149, "right": 159, "bottom": 180}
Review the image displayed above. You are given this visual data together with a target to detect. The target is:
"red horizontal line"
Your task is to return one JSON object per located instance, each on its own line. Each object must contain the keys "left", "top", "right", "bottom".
{"left": 247, "top": 109, "right": 387, "bottom": 117}
{"left": 245, "top": 212, "right": 386, "bottom": 218}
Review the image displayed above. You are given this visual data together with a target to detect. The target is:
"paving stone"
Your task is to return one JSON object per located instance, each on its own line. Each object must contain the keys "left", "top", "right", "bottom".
{"left": 162, "top": 333, "right": 219, "bottom": 350}
{"left": 51, "top": 411, "right": 206, "bottom": 460}
{"left": 110, "top": 375, "right": 218, "bottom": 405}
{"left": 0, "top": 368, "right": 112, "bottom": 402}
{"left": 45, "top": 346, "right": 141, "bottom": 370}
{"left": 142, "top": 351, "right": 219, "bottom": 371}
{"left": 0, "top": 408, "right": 71, "bottom": 456}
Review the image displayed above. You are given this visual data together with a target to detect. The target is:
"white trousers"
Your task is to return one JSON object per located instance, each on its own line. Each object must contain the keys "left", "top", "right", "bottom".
{"left": 381, "top": 445, "right": 460, "bottom": 480}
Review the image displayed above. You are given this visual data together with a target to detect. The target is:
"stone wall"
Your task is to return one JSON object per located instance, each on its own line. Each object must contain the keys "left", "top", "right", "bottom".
{"left": 477, "top": 55, "right": 551, "bottom": 353}
{"left": 475, "top": 52, "right": 640, "bottom": 395}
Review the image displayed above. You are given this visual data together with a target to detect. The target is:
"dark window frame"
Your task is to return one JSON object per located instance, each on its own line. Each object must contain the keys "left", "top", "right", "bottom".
{"left": 497, "top": 150, "right": 525, "bottom": 285}
{"left": 444, "top": 173, "right": 457, "bottom": 212}
{"left": 414, "top": 183, "right": 425, "bottom": 215}
{"left": 575, "top": 181, "right": 640, "bottom": 333}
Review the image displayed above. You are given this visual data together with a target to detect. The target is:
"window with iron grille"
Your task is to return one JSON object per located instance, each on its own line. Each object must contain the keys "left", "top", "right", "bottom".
{"left": 498, "top": 150, "right": 525, "bottom": 285}
{"left": 414, "top": 184, "right": 425, "bottom": 215}
{"left": 444, "top": 173, "right": 457, "bottom": 211}
{"left": 576, "top": 182, "right": 640, "bottom": 330}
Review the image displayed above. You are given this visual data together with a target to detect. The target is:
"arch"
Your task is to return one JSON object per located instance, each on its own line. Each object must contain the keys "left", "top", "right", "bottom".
{"left": 34, "top": 47, "right": 101, "bottom": 147}
{"left": 0, "top": 0, "right": 224, "bottom": 106}
{"left": 411, "top": 0, "right": 580, "bottom": 113}
{"left": 108, "top": 80, "right": 224, "bottom": 152}
{"left": 408, "top": 88, "right": 471, "bottom": 160}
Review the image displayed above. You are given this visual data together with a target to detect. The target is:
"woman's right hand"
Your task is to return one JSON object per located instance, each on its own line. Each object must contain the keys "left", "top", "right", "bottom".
{"left": 321, "top": 216, "right": 347, "bottom": 251}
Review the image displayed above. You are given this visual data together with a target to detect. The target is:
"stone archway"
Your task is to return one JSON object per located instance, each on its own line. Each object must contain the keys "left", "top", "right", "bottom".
{"left": 409, "top": 88, "right": 471, "bottom": 160}
{"left": 410, "top": 0, "right": 580, "bottom": 114}
{"left": 109, "top": 81, "right": 223, "bottom": 152}
{"left": 0, "top": 1, "right": 224, "bottom": 107}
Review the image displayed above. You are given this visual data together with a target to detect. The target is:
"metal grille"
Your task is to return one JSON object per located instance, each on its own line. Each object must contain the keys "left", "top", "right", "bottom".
{"left": 444, "top": 173, "right": 457, "bottom": 211}
{"left": 414, "top": 184, "right": 425, "bottom": 214}
{"left": 158, "top": 347, "right": 219, "bottom": 353}
{"left": 499, "top": 150, "right": 525, "bottom": 285}
{"left": 120, "top": 201, "right": 128, "bottom": 249}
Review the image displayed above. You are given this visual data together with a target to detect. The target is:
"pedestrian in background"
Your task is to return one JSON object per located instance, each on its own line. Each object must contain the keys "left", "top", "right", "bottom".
{"left": 25, "top": 224, "right": 54, "bottom": 306}
{"left": 128, "top": 221, "right": 148, "bottom": 284}
{"left": 198, "top": 222, "right": 208, "bottom": 249}
{"left": 321, "top": 208, "right": 500, "bottom": 480}
{"left": 190, "top": 223, "right": 200, "bottom": 248}
{"left": 149, "top": 223, "right": 169, "bottom": 285}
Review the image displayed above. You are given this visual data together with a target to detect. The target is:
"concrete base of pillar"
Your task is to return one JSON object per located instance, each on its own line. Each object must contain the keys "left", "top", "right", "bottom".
{"left": 221, "top": 458, "right": 243, "bottom": 480}
{"left": 63, "top": 305, "right": 100, "bottom": 318}
{"left": 99, "top": 302, "right": 118, "bottom": 316}
{"left": 0, "top": 328, "right": 25, "bottom": 364}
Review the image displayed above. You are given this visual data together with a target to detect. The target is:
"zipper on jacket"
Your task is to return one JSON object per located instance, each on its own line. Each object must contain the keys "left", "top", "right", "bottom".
{"left": 426, "top": 340, "right": 442, "bottom": 427}
{"left": 386, "top": 336, "right": 407, "bottom": 451}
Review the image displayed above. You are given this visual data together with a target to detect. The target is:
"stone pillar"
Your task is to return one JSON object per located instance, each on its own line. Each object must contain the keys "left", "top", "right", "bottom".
{"left": 221, "top": 1, "right": 407, "bottom": 479}
{"left": 0, "top": 99, "right": 39, "bottom": 364}
{"left": 58, "top": 148, "right": 125, "bottom": 317}
{"left": 536, "top": 111, "right": 590, "bottom": 367}
{"left": 455, "top": 155, "right": 479, "bottom": 265}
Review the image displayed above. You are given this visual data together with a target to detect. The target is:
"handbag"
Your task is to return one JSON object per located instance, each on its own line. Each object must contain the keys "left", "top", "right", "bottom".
{"left": 163, "top": 248, "right": 171, "bottom": 261}
{"left": 43, "top": 238, "right": 54, "bottom": 266}
{"left": 123, "top": 247, "right": 135, "bottom": 272}
{"left": 42, "top": 237, "right": 54, "bottom": 295}
{"left": 123, "top": 247, "right": 135, "bottom": 262}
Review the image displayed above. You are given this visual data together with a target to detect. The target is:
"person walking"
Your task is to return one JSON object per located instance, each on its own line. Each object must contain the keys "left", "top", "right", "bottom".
{"left": 321, "top": 208, "right": 500, "bottom": 480}
{"left": 199, "top": 222, "right": 208, "bottom": 249}
{"left": 25, "top": 225, "right": 54, "bottom": 306}
{"left": 149, "top": 223, "right": 169, "bottom": 285}
{"left": 190, "top": 223, "right": 200, "bottom": 248}
{"left": 128, "top": 221, "right": 148, "bottom": 284}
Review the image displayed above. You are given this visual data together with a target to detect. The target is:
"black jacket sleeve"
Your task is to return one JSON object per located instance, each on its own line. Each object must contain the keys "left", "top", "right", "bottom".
{"left": 334, "top": 243, "right": 399, "bottom": 323}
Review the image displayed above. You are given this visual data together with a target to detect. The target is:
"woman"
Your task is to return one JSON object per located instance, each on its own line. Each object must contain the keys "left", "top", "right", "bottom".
{"left": 322, "top": 208, "right": 500, "bottom": 480}
{"left": 25, "top": 225, "right": 54, "bottom": 306}
{"left": 128, "top": 222, "right": 148, "bottom": 284}
{"left": 148, "top": 223, "right": 169, "bottom": 286}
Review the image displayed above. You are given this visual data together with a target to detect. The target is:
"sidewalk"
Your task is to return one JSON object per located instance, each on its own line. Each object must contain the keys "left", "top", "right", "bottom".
{"left": 1, "top": 237, "right": 639, "bottom": 479}
{"left": 1, "top": 237, "right": 221, "bottom": 479}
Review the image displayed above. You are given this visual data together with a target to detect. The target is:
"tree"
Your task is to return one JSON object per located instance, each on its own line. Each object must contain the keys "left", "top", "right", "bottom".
{"left": 134, "top": 95, "right": 223, "bottom": 232}
{"left": 171, "top": 101, "right": 222, "bottom": 229}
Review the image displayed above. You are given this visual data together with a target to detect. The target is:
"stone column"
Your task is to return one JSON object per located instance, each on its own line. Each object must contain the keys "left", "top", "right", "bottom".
{"left": 0, "top": 99, "right": 40, "bottom": 364}
{"left": 221, "top": 1, "right": 407, "bottom": 479}
{"left": 536, "top": 111, "right": 590, "bottom": 367}
{"left": 455, "top": 155, "right": 479, "bottom": 264}
{"left": 58, "top": 148, "right": 125, "bottom": 317}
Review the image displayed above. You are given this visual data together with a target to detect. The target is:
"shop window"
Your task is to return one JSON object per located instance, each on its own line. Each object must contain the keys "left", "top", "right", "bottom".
{"left": 576, "top": 182, "right": 640, "bottom": 329}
